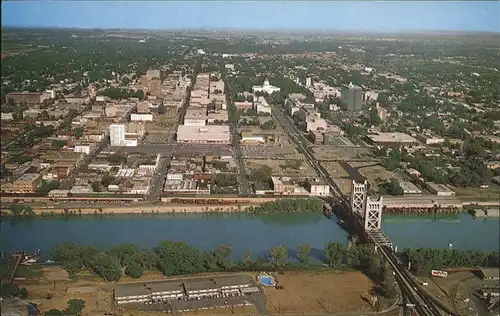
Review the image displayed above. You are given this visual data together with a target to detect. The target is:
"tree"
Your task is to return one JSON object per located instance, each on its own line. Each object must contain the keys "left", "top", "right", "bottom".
{"left": 108, "top": 244, "right": 141, "bottom": 266}
{"left": 243, "top": 251, "right": 252, "bottom": 267}
{"left": 100, "top": 174, "right": 115, "bottom": 187}
{"left": 91, "top": 181, "right": 101, "bottom": 192}
{"left": 124, "top": 255, "right": 145, "bottom": 278}
{"left": 121, "top": 77, "right": 130, "bottom": 86}
{"left": 74, "top": 127, "right": 84, "bottom": 138}
{"left": 52, "top": 242, "right": 84, "bottom": 277}
{"left": 324, "top": 242, "right": 345, "bottom": 266}
{"left": 36, "top": 180, "right": 60, "bottom": 193}
{"left": 154, "top": 241, "right": 204, "bottom": 276}
{"left": 384, "top": 178, "right": 403, "bottom": 195}
{"left": 297, "top": 244, "right": 311, "bottom": 264}
{"left": 212, "top": 245, "right": 232, "bottom": 271}
{"left": 45, "top": 309, "right": 64, "bottom": 316}
{"left": 269, "top": 245, "right": 288, "bottom": 269}
{"left": 90, "top": 253, "right": 122, "bottom": 281}
{"left": 157, "top": 103, "right": 166, "bottom": 115}
{"left": 51, "top": 140, "right": 67, "bottom": 149}
{"left": 66, "top": 298, "right": 85, "bottom": 316}
{"left": 107, "top": 154, "right": 126, "bottom": 165}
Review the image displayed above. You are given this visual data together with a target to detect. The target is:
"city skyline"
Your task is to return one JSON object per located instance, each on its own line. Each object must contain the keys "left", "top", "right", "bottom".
{"left": 1, "top": 1, "right": 499, "bottom": 33}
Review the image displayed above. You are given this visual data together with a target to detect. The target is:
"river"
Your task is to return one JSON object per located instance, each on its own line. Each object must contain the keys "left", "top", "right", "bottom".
{"left": 1, "top": 212, "right": 498, "bottom": 260}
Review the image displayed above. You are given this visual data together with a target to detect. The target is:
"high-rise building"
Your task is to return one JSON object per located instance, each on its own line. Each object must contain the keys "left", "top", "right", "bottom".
{"left": 341, "top": 82, "right": 363, "bottom": 111}
{"left": 306, "top": 77, "right": 312, "bottom": 87}
{"left": 109, "top": 124, "right": 125, "bottom": 146}
{"left": 146, "top": 69, "right": 161, "bottom": 81}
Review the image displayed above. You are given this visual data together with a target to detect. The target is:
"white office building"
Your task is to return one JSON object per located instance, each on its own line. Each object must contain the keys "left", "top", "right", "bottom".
{"left": 306, "top": 77, "right": 312, "bottom": 87}
{"left": 109, "top": 124, "right": 125, "bottom": 146}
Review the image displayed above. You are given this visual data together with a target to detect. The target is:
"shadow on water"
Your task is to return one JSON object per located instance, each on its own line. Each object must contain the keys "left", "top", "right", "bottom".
{"left": 383, "top": 213, "right": 461, "bottom": 223}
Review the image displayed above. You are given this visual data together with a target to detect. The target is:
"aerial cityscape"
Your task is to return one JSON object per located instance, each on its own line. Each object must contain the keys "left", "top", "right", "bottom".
{"left": 0, "top": 1, "right": 499, "bottom": 316}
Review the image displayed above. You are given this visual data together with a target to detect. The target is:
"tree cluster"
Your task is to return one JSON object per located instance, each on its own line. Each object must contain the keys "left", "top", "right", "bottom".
{"left": 248, "top": 198, "right": 324, "bottom": 214}
{"left": 97, "top": 87, "right": 144, "bottom": 100}
{"left": 400, "top": 248, "right": 499, "bottom": 276}
{"left": 50, "top": 240, "right": 396, "bottom": 300}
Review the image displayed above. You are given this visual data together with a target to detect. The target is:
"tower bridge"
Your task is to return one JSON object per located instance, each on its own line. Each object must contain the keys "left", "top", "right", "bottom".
{"left": 349, "top": 180, "right": 393, "bottom": 249}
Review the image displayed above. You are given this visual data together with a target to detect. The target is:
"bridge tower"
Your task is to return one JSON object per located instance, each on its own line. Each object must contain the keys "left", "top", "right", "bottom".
{"left": 350, "top": 180, "right": 368, "bottom": 218}
{"left": 364, "top": 196, "right": 384, "bottom": 231}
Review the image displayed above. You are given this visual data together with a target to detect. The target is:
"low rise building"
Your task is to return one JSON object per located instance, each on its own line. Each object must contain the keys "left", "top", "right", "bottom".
{"left": 207, "top": 111, "right": 229, "bottom": 124}
{"left": 10, "top": 173, "right": 42, "bottom": 193}
{"left": 367, "top": 132, "right": 419, "bottom": 148}
{"left": 130, "top": 113, "right": 153, "bottom": 122}
{"left": 415, "top": 133, "right": 445, "bottom": 145}
{"left": 176, "top": 125, "right": 230, "bottom": 144}
{"left": 306, "top": 178, "right": 330, "bottom": 196}
{"left": 397, "top": 181, "right": 422, "bottom": 195}
{"left": 234, "top": 101, "right": 254, "bottom": 110}
{"left": 255, "top": 96, "right": 272, "bottom": 114}
{"left": 184, "top": 108, "right": 207, "bottom": 126}
{"left": 164, "top": 178, "right": 210, "bottom": 195}
{"left": 271, "top": 176, "right": 297, "bottom": 195}
{"left": 426, "top": 182, "right": 455, "bottom": 196}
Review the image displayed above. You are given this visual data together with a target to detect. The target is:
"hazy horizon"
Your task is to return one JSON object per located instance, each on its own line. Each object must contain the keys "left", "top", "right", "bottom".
{"left": 2, "top": 1, "right": 499, "bottom": 33}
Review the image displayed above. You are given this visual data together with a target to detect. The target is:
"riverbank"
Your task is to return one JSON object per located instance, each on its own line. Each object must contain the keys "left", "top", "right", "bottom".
{"left": 471, "top": 208, "right": 500, "bottom": 218}
{"left": 0, "top": 204, "right": 256, "bottom": 217}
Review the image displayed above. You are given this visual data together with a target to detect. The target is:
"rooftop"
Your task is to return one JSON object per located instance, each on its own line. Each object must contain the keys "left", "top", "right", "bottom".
{"left": 367, "top": 132, "right": 418, "bottom": 144}
{"left": 15, "top": 173, "right": 41, "bottom": 182}
{"left": 478, "top": 267, "right": 500, "bottom": 279}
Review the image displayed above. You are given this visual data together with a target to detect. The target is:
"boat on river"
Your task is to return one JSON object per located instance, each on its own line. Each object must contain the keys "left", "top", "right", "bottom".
{"left": 12, "top": 249, "right": 41, "bottom": 265}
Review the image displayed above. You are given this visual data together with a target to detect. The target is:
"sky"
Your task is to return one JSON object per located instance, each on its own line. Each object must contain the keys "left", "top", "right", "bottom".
{"left": 1, "top": 1, "right": 499, "bottom": 33}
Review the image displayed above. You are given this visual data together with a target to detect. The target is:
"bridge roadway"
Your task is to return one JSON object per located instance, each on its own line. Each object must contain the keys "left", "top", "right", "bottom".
{"left": 274, "top": 101, "right": 446, "bottom": 316}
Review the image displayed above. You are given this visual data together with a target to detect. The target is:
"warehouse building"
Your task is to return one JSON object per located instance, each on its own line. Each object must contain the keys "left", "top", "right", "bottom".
{"left": 176, "top": 125, "right": 230, "bottom": 144}
{"left": 397, "top": 181, "right": 422, "bottom": 195}
{"left": 426, "top": 182, "right": 456, "bottom": 196}
{"left": 366, "top": 132, "right": 419, "bottom": 148}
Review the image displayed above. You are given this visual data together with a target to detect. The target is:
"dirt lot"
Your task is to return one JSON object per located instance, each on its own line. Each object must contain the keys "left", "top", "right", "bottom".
{"left": 245, "top": 156, "right": 318, "bottom": 177}
{"left": 348, "top": 162, "right": 397, "bottom": 193}
{"left": 312, "top": 146, "right": 373, "bottom": 161}
{"left": 242, "top": 145, "right": 299, "bottom": 159}
{"left": 453, "top": 187, "right": 500, "bottom": 199}
{"left": 321, "top": 161, "right": 352, "bottom": 196}
{"left": 264, "top": 271, "right": 375, "bottom": 315}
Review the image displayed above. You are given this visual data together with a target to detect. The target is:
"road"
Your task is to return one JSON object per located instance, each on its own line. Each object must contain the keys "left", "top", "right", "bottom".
{"left": 273, "top": 100, "right": 448, "bottom": 316}
{"left": 224, "top": 76, "right": 253, "bottom": 196}
{"left": 59, "top": 138, "right": 110, "bottom": 190}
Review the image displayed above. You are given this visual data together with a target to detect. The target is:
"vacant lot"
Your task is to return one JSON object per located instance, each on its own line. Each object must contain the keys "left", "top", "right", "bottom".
{"left": 242, "top": 145, "right": 299, "bottom": 159}
{"left": 322, "top": 161, "right": 352, "bottom": 196}
{"left": 245, "top": 156, "right": 318, "bottom": 177}
{"left": 312, "top": 146, "right": 373, "bottom": 161}
{"left": 349, "top": 162, "right": 397, "bottom": 193}
{"left": 453, "top": 187, "right": 499, "bottom": 200}
{"left": 264, "top": 271, "right": 374, "bottom": 315}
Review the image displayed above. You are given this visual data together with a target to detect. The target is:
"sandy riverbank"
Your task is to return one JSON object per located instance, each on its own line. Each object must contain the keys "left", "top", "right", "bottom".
{"left": 30, "top": 204, "right": 255, "bottom": 215}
